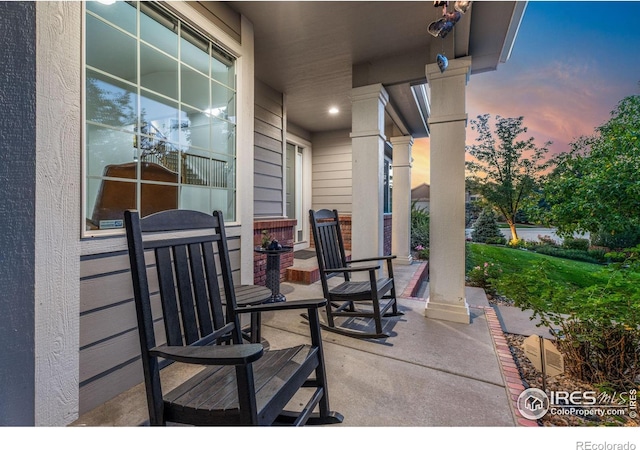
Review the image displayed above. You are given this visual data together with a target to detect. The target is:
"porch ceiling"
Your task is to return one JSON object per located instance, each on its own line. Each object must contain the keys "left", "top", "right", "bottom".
{"left": 224, "top": 1, "right": 525, "bottom": 138}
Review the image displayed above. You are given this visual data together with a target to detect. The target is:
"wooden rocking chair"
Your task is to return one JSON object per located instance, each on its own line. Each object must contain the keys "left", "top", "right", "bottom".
{"left": 307, "top": 209, "right": 402, "bottom": 339}
{"left": 124, "top": 209, "right": 343, "bottom": 426}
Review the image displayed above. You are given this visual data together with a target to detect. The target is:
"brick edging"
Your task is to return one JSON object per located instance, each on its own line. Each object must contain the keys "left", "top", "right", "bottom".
{"left": 481, "top": 305, "right": 540, "bottom": 427}
{"left": 400, "top": 261, "right": 429, "bottom": 299}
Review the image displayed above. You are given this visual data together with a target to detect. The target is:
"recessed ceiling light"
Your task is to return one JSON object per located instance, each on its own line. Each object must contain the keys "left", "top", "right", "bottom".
{"left": 328, "top": 107, "right": 339, "bottom": 115}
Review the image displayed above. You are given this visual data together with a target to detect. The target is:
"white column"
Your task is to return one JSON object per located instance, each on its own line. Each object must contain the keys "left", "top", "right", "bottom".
{"left": 35, "top": 1, "right": 81, "bottom": 424}
{"left": 424, "top": 57, "right": 471, "bottom": 324}
{"left": 238, "top": 15, "right": 255, "bottom": 285}
{"left": 350, "top": 84, "right": 388, "bottom": 263}
{"left": 390, "top": 135, "right": 413, "bottom": 265}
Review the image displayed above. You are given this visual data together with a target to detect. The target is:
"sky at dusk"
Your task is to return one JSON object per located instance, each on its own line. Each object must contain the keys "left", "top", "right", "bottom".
{"left": 411, "top": 0, "right": 640, "bottom": 187}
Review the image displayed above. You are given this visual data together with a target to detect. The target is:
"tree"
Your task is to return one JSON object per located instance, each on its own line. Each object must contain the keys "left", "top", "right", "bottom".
{"left": 535, "top": 94, "right": 640, "bottom": 242}
{"left": 471, "top": 208, "right": 506, "bottom": 244}
{"left": 466, "top": 114, "right": 551, "bottom": 244}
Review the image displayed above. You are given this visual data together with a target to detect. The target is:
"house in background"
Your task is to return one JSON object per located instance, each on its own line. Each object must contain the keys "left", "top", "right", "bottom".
{"left": 412, "top": 182, "right": 431, "bottom": 211}
{"left": 0, "top": 1, "right": 525, "bottom": 425}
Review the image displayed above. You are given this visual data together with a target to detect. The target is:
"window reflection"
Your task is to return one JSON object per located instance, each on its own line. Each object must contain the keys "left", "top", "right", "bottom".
{"left": 85, "top": 1, "right": 237, "bottom": 231}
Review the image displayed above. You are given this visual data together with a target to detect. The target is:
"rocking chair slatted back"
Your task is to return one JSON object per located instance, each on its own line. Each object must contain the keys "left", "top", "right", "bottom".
{"left": 308, "top": 208, "right": 402, "bottom": 339}
{"left": 126, "top": 209, "right": 242, "bottom": 353}
{"left": 310, "top": 209, "right": 349, "bottom": 281}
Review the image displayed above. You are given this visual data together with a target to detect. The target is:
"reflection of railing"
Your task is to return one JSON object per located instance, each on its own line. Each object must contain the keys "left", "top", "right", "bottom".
{"left": 142, "top": 151, "right": 229, "bottom": 188}
{"left": 136, "top": 122, "right": 229, "bottom": 188}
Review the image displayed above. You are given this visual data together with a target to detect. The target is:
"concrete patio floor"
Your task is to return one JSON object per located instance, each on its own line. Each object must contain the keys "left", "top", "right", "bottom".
{"left": 73, "top": 261, "right": 523, "bottom": 427}
{"left": 265, "top": 271, "right": 517, "bottom": 426}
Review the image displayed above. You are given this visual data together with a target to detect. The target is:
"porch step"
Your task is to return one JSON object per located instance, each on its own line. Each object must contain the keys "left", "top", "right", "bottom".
{"left": 286, "top": 257, "right": 320, "bottom": 285}
{"left": 285, "top": 250, "right": 351, "bottom": 285}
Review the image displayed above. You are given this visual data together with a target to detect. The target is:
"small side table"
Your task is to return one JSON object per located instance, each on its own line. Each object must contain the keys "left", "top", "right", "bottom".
{"left": 254, "top": 246, "right": 293, "bottom": 303}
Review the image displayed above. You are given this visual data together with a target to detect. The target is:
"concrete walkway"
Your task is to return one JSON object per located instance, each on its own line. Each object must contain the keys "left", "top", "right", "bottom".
{"left": 493, "top": 305, "right": 555, "bottom": 340}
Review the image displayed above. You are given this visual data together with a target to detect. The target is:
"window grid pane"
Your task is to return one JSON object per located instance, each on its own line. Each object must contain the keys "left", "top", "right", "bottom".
{"left": 85, "top": 1, "right": 236, "bottom": 232}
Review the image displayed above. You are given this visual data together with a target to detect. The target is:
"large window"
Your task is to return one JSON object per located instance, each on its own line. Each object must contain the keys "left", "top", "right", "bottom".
{"left": 85, "top": 1, "right": 236, "bottom": 233}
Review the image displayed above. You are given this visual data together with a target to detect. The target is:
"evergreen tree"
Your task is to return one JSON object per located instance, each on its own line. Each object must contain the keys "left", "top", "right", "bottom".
{"left": 471, "top": 208, "right": 506, "bottom": 244}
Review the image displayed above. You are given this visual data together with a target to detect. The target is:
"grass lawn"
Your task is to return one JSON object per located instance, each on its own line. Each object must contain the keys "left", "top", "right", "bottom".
{"left": 466, "top": 242, "right": 634, "bottom": 289}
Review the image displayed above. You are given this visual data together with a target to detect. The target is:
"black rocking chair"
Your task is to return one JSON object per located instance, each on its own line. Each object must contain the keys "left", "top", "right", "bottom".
{"left": 307, "top": 209, "right": 402, "bottom": 339}
{"left": 124, "top": 209, "right": 343, "bottom": 426}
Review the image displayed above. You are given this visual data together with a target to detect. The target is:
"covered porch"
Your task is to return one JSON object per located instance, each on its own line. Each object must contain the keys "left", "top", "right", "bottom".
{"left": 0, "top": 1, "right": 529, "bottom": 426}
{"left": 72, "top": 262, "right": 525, "bottom": 427}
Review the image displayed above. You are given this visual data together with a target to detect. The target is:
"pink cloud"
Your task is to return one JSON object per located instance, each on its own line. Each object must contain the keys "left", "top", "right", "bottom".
{"left": 411, "top": 54, "right": 634, "bottom": 185}
{"left": 466, "top": 60, "right": 620, "bottom": 156}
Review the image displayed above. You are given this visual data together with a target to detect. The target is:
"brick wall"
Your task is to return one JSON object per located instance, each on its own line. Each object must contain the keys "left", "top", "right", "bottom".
{"left": 253, "top": 219, "right": 296, "bottom": 285}
{"left": 309, "top": 213, "right": 352, "bottom": 250}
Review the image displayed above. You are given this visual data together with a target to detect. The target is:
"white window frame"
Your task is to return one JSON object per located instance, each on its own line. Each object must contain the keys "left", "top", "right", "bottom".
{"left": 81, "top": 1, "right": 248, "bottom": 242}
{"left": 286, "top": 133, "right": 312, "bottom": 251}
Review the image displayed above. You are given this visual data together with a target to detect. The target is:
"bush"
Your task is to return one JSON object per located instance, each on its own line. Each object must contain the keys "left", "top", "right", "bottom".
{"left": 467, "top": 261, "right": 503, "bottom": 295}
{"left": 507, "top": 238, "right": 526, "bottom": 248}
{"left": 410, "top": 202, "right": 429, "bottom": 250}
{"left": 471, "top": 209, "right": 506, "bottom": 244}
{"left": 495, "top": 255, "right": 640, "bottom": 390}
{"left": 587, "top": 248, "right": 609, "bottom": 262}
{"left": 562, "top": 237, "right": 590, "bottom": 251}
{"left": 532, "top": 245, "right": 603, "bottom": 264}
{"left": 537, "top": 234, "right": 559, "bottom": 247}
{"left": 591, "top": 227, "right": 640, "bottom": 250}
{"left": 413, "top": 244, "right": 429, "bottom": 260}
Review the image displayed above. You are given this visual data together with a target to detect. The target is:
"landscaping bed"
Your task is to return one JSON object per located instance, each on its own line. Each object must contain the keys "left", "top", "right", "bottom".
{"left": 488, "top": 294, "right": 639, "bottom": 427}
{"left": 506, "top": 332, "right": 639, "bottom": 427}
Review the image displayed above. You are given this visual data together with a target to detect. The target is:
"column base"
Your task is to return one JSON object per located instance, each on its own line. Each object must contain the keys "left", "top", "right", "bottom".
{"left": 424, "top": 297, "right": 470, "bottom": 324}
{"left": 394, "top": 254, "right": 413, "bottom": 265}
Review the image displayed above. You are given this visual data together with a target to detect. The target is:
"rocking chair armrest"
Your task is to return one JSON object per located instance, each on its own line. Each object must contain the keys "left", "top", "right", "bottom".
{"left": 348, "top": 255, "right": 397, "bottom": 264}
{"left": 149, "top": 343, "right": 264, "bottom": 366}
{"left": 324, "top": 264, "right": 379, "bottom": 274}
{"left": 235, "top": 298, "right": 327, "bottom": 314}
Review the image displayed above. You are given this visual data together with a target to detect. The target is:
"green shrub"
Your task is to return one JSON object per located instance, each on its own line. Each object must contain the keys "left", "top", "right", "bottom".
{"left": 507, "top": 238, "right": 526, "bottom": 248}
{"left": 587, "top": 248, "right": 609, "bottom": 263}
{"left": 562, "top": 237, "right": 590, "bottom": 251}
{"left": 413, "top": 244, "right": 429, "bottom": 260}
{"left": 467, "top": 261, "right": 503, "bottom": 294}
{"left": 532, "top": 245, "right": 603, "bottom": 264}
{"left": 591, "top": 227, "right": 640, "bottom": 250}
{"left": 537, "top": 234, "right": 559, "bottom": 247}
{"left": 471, "top": 209, "right": 506, "bottom": 244}
{"left": 494, "top": 255, "right": 640, "bottom": 390}
{"left": 410, "top": 202, "right": 429, "bottom": 250}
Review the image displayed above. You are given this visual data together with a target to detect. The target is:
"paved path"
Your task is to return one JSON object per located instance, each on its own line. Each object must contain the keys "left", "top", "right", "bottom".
{"left": 493, "top": 305, "right": 555, "bottom": 339}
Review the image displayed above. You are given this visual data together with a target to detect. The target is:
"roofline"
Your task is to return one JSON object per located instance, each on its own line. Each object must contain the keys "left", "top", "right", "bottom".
{"left": 499, "top": 1, "right": 528, "bottom": 63}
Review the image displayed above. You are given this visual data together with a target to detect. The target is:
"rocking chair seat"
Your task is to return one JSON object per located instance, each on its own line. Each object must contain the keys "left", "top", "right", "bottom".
{"left": 329, "top": 278, "right": 393, "bottom": 301}
{"left": 162, "top": 344, "right": 316, "bottom": 426}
